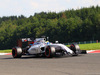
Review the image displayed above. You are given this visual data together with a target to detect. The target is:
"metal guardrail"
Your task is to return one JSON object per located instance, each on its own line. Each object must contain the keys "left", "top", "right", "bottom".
{"left": 64, "top": 40, "right": 99, "bottom": 45}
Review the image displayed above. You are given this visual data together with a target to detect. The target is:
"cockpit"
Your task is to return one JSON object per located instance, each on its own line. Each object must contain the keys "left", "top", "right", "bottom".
{"left": 34, "top": 38, "right": 46, "bottom": 45}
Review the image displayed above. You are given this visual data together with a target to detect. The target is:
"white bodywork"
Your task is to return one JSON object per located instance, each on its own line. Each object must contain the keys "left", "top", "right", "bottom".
{"left": 28, "top": 45, "right": 41, "bottom": 54}
{"left": 28, "top": 38, "right": 73, "bottom": 55}
{"left": 52, "top": 44, "right": 73, "bottom": 54}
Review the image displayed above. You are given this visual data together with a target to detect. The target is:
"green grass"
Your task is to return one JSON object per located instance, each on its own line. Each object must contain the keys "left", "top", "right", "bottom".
{"left": 0, "top": 49, "right": 12, "bottom": 53}
{"left": 79, "top": 43, "right": 100, "bottom": 50}
{"left": 0, "top": 43, "right": 100, "bottom": 53}
{"left": 67, "top": 43, "right": 100, "bottom": 50}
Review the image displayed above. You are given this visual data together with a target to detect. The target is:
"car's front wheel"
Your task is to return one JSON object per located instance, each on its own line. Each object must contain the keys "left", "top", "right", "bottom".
{"left": 70, "top": 43, "right": 80, "bottom": 56}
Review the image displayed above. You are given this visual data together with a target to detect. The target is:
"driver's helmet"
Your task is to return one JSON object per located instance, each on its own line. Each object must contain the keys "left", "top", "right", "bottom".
{"left": 45, "top": 41, "right": 50, "bottom": 45}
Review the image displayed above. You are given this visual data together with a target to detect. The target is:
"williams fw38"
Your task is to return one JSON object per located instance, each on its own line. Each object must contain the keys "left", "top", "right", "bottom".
{"left": 12, "top": 38, "right": 86, "bottom": 58}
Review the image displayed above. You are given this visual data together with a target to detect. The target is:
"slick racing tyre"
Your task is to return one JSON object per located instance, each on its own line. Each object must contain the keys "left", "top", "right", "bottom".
{"left": 12, "top": 47, "right": 22, "bottom": 58}
{"left": 45, "top": 46, "right": 55, "bottom": 58}
{"left": 70, "top": 43, "right": 80, "bottom": 56}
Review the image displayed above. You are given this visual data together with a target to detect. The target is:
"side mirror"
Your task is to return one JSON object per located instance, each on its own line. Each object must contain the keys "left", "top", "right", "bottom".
{"left": 55, "top": 41, "right": 59, "bottom": 43}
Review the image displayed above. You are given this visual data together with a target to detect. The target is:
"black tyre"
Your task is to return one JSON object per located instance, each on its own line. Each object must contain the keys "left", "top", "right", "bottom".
{"left": 45, "top": 46, "right": 55, "bottom": 58}
{"left": 12, "top": 47, "right": 22, "bottom": 58}
{"left": 70, "top": 43, "right": 80, "bottom": 56}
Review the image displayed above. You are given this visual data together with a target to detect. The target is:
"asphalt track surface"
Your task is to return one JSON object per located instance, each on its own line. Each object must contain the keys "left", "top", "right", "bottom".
{"left": 0, "top": 54, "right": 100, "bottom": 75}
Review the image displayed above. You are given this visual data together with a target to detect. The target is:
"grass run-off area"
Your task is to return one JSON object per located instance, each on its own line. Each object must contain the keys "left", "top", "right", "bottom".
{"left": 67, "top": 43, "right": 100, "bottom": 50}
{"left": 79, "top": 43, "right": 100, "bottom": 50}
{"left": 0, "top": 43, "right": 100, "bottom": 53}
{"left": 0, "top": 49, "right": 12, "bottom": 53}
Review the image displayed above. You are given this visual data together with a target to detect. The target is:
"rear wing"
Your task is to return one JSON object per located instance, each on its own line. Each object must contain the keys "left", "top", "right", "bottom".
{"left": 17, "top": 38, "right": 34, "bottom": 47}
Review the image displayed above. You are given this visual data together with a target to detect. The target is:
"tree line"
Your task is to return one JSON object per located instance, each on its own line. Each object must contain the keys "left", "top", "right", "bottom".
{"left": 0, "top": 5, "right": 100, "bottom": 49}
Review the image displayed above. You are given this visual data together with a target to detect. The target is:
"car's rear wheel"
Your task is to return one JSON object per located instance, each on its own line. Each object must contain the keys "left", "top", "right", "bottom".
{"left": 45, "top": 46, "right": 55, "bottom": 58}
{"left": 70, "top": 43, "right": 80, "bottom": 56}
{"left": 12, "top": 47, "right": 22, "bottom": 58}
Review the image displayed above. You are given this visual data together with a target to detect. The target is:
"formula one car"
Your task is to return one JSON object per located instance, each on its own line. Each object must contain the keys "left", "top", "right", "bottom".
{"left": 12, "top": 38, "right": 86, "bottom": 58}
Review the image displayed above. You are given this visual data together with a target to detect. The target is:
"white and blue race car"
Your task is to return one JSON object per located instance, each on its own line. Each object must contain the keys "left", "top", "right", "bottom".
{"left": 12, "top": 38, "right": 86, "bottom": 58}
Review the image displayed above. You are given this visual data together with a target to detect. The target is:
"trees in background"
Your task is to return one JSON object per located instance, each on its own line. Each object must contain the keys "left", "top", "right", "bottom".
{"left": 0, "top": 6, "right": 100, "bottom": 49}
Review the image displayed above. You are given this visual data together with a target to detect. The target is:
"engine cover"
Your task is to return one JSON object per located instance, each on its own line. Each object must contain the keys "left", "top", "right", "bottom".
{"left": 28, "top": 45, "right": 41, "bottom": 54}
